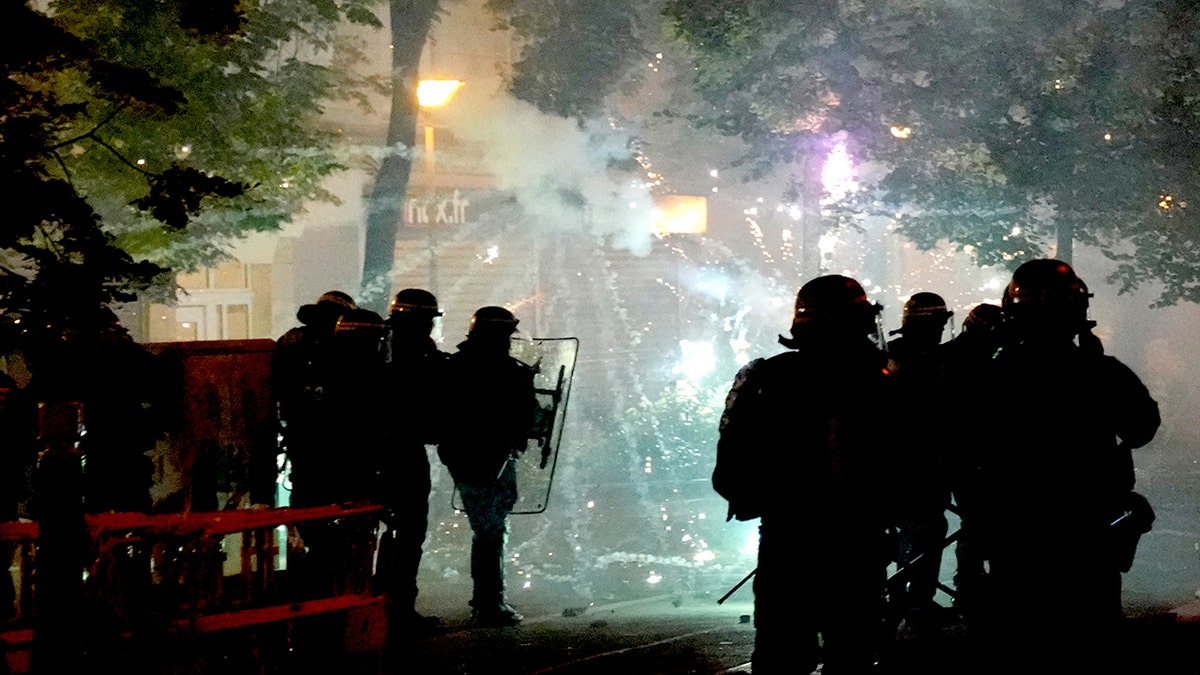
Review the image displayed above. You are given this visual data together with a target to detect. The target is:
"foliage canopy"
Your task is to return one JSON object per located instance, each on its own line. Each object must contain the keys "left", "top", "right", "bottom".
{"left": 662, "top": 0, "right": 1200, "bottom": 306}
{"left": 1, "top": 0, "right": 382, "bottom": 329}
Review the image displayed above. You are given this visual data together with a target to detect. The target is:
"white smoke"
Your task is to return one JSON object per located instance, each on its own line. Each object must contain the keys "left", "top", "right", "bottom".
{"left": 440, "top": 93, "right": 655, "bottom": 256}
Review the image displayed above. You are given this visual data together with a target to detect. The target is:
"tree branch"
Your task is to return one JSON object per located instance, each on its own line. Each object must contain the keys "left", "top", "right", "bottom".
{"left": 49, "top": 101, "right": 130, "bottom": 151}
{"left": 47, "top": 101, "right": 156, "bottom": 177}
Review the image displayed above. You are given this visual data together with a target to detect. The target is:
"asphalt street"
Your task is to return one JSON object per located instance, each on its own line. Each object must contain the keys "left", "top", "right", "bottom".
{"left": 368, "top": 594, "right": 1200, "bottom": 675}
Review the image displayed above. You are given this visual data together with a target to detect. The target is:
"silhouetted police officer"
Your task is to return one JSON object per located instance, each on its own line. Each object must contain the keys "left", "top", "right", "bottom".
{"left": 273, "top": 292, "right": 388, "bottom": 598}
{"left": 21, "top": 306, "right": 163, "bottom": 669}
{"left": 378, "top": 288, "right": 448, "bottom": 638}
{"left": 941, "top": 302, "right": 1004, "bottom": 611}
{"left": 944, "top": 303, "right": 1003, "bottom": 373}
{"left": 272, "top": 291, "right": 389, "bottom": 667}
{"left": 437, "top": 306, "right": 536, "bottom": 627}
{"left": 273, "top": 291, "right": 379, "bottom": 510}
{"left": 885, "top": 292, "right": 954, "bottom": 617}
{"left": 714, "top": 275, "right": 891, "bottom": 675}
{"left": 25, "top": 306, "right": 162, "bottom": 516}
{"left": 973, "top": 259, "right": 1159, "bottom": 672}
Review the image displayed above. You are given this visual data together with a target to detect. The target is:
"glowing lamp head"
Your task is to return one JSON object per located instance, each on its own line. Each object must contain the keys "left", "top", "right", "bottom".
{"left": 418, "top": 79, "right": 463, "bottom": 107}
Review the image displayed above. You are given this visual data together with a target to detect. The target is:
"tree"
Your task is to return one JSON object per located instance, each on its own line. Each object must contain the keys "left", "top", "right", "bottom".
{"left": 662, "top": 0, "right": 1200, "bottom": 306}
{"left": 487, "top": 0, "right": 651, "bottom": 120}
{"left": 358, "top": 0, "right": 653, "bottom": 310}
{"left": 361, "top": 0, "right": 441, "bottom": 310}
{"left": 43, "top": 0, "right": 385, "bottom": 279}
{"left": 2, "top": 0, "right": 384, "bottom": 330}
{"left": 2, "top": 3, "right": 196, "bottom": 327}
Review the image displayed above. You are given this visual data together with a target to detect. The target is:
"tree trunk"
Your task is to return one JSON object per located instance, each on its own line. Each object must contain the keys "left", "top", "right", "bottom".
{"left": 800, "top": 142, "right": 826, "bottom": 279}
{"left": 1056, "top": 218, "right": 1074, "bottom": 264}
{"left": 361, "top": 0, "right": 441, "bottom": 312}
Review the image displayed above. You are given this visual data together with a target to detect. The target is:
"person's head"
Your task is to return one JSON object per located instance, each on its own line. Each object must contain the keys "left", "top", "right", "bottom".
{"left": 1002, "top": 258, "right": 1093, "bottom": 342}
{"left": 779, "top": 274, "right": 882, "bottom": 348}
{"left": 961, "top": 303, "right": 1003, "bottom": 335}
{"left": 334, "top": 307, "right": 388, "bottom": 358}
{"left": 466, "top": 306, "right": 520, "bottom": 349}
{"left": 388, "top": 288, "right": 442, "bottom": 340}
{"left": 297, "top": 290, "right": 356, "bottom": 333}
{"left": 891, "top": 292, "right": 953, "bottom": 346}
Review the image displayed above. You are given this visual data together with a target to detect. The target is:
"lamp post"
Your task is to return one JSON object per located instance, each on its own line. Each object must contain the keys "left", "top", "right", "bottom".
{"left": 417, "top": 79, "right": 461, "bottom": 175}
{"left": 416, "top": 79, "right": 462, "bottom": 298}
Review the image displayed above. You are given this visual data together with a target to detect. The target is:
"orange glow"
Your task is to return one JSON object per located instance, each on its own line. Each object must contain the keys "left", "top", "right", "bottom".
{"left": 418, "top": 79, "right": 463, "bottom": 107}
{"left": 651, "top": 195, "right": 708, "bottom": 234}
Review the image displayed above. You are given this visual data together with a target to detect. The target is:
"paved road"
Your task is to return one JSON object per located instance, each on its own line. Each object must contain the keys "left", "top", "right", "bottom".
{"left": 369, "top": 595, "right": 1200, "bottom": 675}
{"left": 388, "top": 596, "right": 757, "bottom": 675}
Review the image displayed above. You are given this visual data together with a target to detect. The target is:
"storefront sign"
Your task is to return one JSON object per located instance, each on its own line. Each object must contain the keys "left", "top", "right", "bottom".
{"left": 405, "top": 189, "right": 470, "bottom": 225}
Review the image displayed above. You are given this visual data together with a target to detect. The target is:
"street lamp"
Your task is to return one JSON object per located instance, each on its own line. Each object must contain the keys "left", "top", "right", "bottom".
{"left": 417, "top": 79, "right": 462, "bottom": 108}
{"left": 417, "top": 79, "right": 462, "bottom": 176}
{"left": 416, "top": 79, "right": 463, "bottom": 300}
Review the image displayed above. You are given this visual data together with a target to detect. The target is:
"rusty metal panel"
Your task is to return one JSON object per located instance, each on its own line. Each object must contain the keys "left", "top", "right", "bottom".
{"left": 145, "top": 340, "right": 278, "bottom": 512}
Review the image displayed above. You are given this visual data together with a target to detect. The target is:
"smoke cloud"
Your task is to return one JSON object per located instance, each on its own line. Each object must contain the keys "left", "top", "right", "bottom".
{"left": 440, "top": 93, "right": 655, "bottom": 256}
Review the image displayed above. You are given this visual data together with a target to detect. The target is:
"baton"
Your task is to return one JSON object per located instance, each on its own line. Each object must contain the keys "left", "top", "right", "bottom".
{"left": 718, "top": 567, "right": 756, "bottom": 604}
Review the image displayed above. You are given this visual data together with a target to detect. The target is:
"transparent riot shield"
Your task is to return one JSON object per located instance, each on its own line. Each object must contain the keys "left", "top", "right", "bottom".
{"left": 452, "top": 336, "right": 578, "bottom": 515}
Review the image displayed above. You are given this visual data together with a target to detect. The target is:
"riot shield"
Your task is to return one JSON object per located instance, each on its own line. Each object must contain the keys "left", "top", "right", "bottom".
{"left": 452, "top": 336, "right": 578, "bottom": 515}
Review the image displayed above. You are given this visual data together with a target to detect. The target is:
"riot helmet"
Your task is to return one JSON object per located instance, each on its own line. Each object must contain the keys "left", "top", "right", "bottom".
{"left": 780, "top": 274, "right": 883, "bottom": 348}
{"left": 335, "top": 307, "right": 386, "bottom": 335}
{"left": 901, "top": 292, "right": 952, "bottom": 325}
{"left": 316, "top": 290, "right": 356, "bottom": 310}
{"left": 961, "top": 303, "right": 1003, "bottom": 335}
{"left": 889, "top": 291, "right": 954, "bottom": 342}
{"left": 468, "top": 306, "right": 520, "bottom": 339}
{"left": 334, "top": 308, "right": 388, "bottom": 363}
{"left": 388, "top": 288, "right": 442, "bottom": 344}
{"left": 297, "top": 290, "right": 357, "bottom": 331}
{"left": 1002, "top": 258, "right": 1093, "bottom": 340}
{"left": 390, "top": 288, "right": 442, "bottom": 318}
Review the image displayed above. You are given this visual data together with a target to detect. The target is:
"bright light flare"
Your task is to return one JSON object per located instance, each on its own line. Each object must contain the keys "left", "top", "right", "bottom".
{"left": 821, "top": 142, "right": 857, "bottom": 199}
{"left": 890, "top": 126, "right": 912, "bottom": 139}
{"left": 818, "top": 231, "right": 840, "bottom": 259}
{"left": 675, "top": 339, "right": 716, "bottom": 381}
{"left": 743, "top": 531, "right": 759, "bottom": 557}
{"left": 651, "top": 195, "right": 708, "bottom": 234}
{"left": 418, "top": 79, "right": 463, "bottom": 107}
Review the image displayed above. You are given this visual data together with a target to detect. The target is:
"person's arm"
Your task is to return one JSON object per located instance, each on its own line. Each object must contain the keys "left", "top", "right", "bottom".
{"left": 1106, "top": 357, "right": 1160, "bottom": 450}
{"left": 713, "top": 359, "right": 766, "bottom": 521}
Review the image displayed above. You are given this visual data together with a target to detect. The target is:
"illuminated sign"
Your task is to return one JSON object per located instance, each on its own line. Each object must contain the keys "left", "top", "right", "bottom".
{"left": 405, "top": 189, "right": 470, "bottom": 225}
{"left": 652, "top": 195, "right": 707, "bottom": 234}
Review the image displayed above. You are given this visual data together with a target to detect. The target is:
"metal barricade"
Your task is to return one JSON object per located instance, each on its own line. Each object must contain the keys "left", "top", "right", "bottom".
{"left": 0, "top": 503, "right": 385, "bottom": 673}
